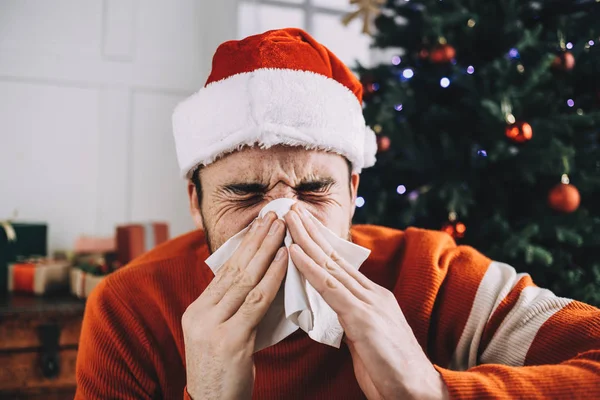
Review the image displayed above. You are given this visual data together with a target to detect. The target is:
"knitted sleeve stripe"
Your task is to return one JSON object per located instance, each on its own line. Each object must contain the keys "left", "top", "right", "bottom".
{"left": 479, "top": 285, "right": 572, "bottom": 366}
{"left": 424, "top": 247, "right": 600, "bottom": 398}
{"left": 525, "top": 300, "right": 600, "bottom": 366}
{"left": 449, "top": 261, "right": 572, "bottom": 370}
{"left": 477, "top": 273, "right": 533, "bottom": 360}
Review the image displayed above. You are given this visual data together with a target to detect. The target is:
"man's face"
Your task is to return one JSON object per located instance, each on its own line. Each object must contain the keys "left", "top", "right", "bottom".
{"left": 187, "top": 145, "right": 360, "bottom": 253}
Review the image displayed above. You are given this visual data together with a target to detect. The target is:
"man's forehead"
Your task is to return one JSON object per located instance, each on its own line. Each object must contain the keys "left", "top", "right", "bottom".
{"left": 211, "top": 146, "right": 344, "bottom": 182}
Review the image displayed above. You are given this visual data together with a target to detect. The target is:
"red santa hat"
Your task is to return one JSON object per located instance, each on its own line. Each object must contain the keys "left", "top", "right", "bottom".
{"left": 172, "top": 27, "right": 377, "bottom": 178}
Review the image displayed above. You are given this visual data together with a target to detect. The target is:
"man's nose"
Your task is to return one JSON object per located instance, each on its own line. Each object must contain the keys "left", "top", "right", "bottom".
{"left": 264, "top": 183, "right": 297, "bottom": 201}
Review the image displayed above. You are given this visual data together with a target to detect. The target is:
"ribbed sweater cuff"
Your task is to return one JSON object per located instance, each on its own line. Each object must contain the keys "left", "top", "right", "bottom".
{"left": 435, "top": 366, "right": 489, "bottom": 399}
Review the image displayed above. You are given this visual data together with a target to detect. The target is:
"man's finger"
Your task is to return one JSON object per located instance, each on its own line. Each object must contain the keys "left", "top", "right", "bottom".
{"left": 228, "top": 246, "right": 288, "bottom": 330}
{"left": 203, "top": 212, "right": 277, "bottom": 305}
{"left": 292, "top": 204, "right": 376, "bottom": 291}
{"left": 289, "top": 243, "right": 358, "bottom": 315}
{"left": 215, "top": 219, "right": 286, "bottom": 320}
{"left": 285, "top": 209, "right": 369, "bottom": 301}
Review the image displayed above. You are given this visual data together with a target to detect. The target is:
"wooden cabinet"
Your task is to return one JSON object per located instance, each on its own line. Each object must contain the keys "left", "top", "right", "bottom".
{"left": 0, "top": 294, "right": 85, "bottom": 399}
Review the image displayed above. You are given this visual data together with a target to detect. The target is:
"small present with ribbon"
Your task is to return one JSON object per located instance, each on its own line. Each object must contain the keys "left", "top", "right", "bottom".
{"left": 116, "top": 222, "right": 169, "bottom": 265}
{"left": 69, "top": 249, "right": 120, "bottom": 299}
{"left": 75, "top": 253, "right": 121, "bottom": 275}
{"left": 1, "top": 220, "right": 48, "bottom": 296}
{"left": 7, "top": 258, "right": 70, "bottom": 295}
{"left": 72, "top": 235, "right": 118, "bottom": 274}
{"left": 70, "top": 268, "right": 106, "bottom": 299}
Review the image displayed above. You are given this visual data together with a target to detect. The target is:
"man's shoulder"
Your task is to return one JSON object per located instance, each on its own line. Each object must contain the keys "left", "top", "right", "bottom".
{"left": 90, "top": 229, "right": 211, "bottom": 317}
{"left": 116, "top": 229, "right": 209, "bottom": 282}
{"left": 352, "top": 224, "right": 486, "bottom": 270}
{"left": 352, "top": 224, "right": 456, "bottom": 254}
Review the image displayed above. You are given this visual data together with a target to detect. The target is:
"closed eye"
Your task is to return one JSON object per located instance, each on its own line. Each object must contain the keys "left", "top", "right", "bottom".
{"left": 220, "top": 178, "right": 336, "bottom": 200}
{"left": 296, "top": 180, "right": 334, "bottom": 193}
{"left": 224, "top": 183, "right": 268, "bottom": 197}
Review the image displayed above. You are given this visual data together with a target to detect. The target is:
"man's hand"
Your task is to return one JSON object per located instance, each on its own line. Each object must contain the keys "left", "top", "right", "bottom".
{"left": 182, "top": 212, "right": 287, "bottom": 400}
{"left": 284, "top": 205, "right": 449, "bottom": 400}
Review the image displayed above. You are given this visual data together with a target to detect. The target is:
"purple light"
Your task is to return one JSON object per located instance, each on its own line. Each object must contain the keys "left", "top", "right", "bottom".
{"left": 589, "top": 40, "right": 595, "bottom": 46}
{"left": 467, "top": 65, "right": 475, "bottom": 74}
{"left": 355, "top": 197, "right": 365, "bottom": 207}
{"left": 567, "top": 99, "right": 575, "bottom": 107}
{"left": 392, "top": 56, "right": 402, "bottom": 65}
{"left": 451, "top": 59, "right": 457, "bottom": 65}
{"left": 402, "top": 68, "right": 414, "bottom": 79}
{"left": 394, "top": 104, "right": 403, "bottom": 111}
{"left": 440, "top": 77, "right": 450, "bottom": 88}
{"left": 566, "top": 42, "right": 574, "bottom": 50}
{"left": 508, "top": 48, "right": 519, "bottom": 58}
{"left": 408, "top": 191, "right": 419, "bottom": 201}
{"left": 371, "top": 83, "right": 380, "bottom": 91}
{"left": 396, "top": 185, "right": 407, "bottom": 195}
{"left": 477, "top": 149, "right": 488, "bottom": 157}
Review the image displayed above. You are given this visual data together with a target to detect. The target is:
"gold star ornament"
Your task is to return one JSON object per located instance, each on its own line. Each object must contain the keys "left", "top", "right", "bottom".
{"left": 342, "top": 0, "right": 386, "bottom": 35}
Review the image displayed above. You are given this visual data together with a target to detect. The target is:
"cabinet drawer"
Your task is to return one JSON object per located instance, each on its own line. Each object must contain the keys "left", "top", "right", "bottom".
{"left": 0, "top": 316, "right": 82, "bottom": 351}
{"left": 0, "top": 316, "right": 82, "bottom": 352}
{"left": 0, "top": 388, "right": 76, "bottom": 400}
{"left": 0, "top": 347, "right": 77, "bottom": 394}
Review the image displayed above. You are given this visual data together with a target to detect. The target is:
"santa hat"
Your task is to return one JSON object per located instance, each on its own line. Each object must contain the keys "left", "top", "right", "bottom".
{"left": 172, "top": 28, "right": 377, "bottom": 178}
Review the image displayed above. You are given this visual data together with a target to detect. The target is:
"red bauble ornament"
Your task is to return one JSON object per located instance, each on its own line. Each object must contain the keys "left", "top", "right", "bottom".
{"left": 429, "top": 44, "right": 456, "bottom": 63}
{"left": 505, "top": 121, "right": 533, "bottom": 143}
{"left": 548, "top": 183, "right": 580, "bottom": 213}
{"left": 552, "top": 51, "right": 575, "bottom": 71}
{"left": 377, "top": 135, "right": 391, "bottom": 152}
{"left": 441, "top": 221, "right": 467, "bottom": 239}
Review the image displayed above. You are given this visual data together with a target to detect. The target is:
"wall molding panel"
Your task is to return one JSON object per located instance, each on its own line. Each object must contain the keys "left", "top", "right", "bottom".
{"left": 0, "top": 0, "right": 239, "bottom": 252}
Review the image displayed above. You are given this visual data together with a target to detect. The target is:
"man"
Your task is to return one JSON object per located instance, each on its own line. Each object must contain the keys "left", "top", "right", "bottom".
{"left": 75, "top": 28, "right": 600, "bottom": 399}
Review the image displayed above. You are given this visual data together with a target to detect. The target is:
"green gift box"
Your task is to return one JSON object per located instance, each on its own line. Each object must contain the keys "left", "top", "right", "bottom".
{"left": 0, "top": 222, "right": 48, "bottom": 296}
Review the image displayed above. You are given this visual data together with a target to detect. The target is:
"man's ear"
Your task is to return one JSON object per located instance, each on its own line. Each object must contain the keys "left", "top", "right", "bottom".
{"left": 350, "top": 172, "right": 360, "bottom": 219}
{"left": 187, "top": 181, "right": 204, "bottom": 230}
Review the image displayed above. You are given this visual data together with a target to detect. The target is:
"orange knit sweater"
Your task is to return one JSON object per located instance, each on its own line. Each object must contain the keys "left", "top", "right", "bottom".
{"left": 75, "top": 225, "right": 600, "bottom": 399}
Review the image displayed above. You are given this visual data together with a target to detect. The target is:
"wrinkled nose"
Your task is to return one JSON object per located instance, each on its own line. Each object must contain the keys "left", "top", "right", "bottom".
{"left": 264, "top": 182, "right": 298, "bottom": 203}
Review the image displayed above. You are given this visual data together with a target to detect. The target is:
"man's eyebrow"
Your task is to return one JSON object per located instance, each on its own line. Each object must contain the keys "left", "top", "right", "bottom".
{"left": 222, "top": 182, "right": 269, "bottom": 194}
{"left": 296, "top": 177, "right": 336, "bottom": 191}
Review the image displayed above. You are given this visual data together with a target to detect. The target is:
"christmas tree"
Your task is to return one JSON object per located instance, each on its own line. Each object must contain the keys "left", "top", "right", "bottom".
{"left": 351, "top": 0, "right": 600, "bottom": 305}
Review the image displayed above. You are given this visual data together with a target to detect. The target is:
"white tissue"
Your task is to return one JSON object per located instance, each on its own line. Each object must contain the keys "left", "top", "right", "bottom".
{"left": 205, "top": 198, "right": 371, "bottom": 352}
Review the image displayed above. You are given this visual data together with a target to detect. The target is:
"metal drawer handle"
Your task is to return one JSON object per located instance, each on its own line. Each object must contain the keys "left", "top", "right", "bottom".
{"left": 38, "top": 323, "right": 61, "bottom": 379}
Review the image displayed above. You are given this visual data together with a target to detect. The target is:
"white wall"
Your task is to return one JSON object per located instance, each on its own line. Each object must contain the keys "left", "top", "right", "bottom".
{"left": 0, "top": 0, "right": 238, "bottom": 252}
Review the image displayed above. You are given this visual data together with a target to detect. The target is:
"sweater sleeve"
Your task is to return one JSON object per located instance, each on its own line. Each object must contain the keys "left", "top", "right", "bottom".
{"left": 75, "top": 280, "right": 159, "bottom": 399}
{"left": 410, "top": 231, "right": 600, "bottom": 399}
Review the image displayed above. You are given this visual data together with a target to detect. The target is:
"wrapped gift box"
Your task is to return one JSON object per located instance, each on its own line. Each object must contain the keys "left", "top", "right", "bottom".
{"left": 7, "top": 259, "right": 70, "bottom": 295}
{"left": 73, "top": 235, "right": 119, "bottom": 272}
{"left": 116, "top": 222, "right": 169, "bottom": 265}
{"left": 73, "top": 235, "right": 116, "bottom": 254}
{"left": 70, "top": 268, "right": 105, "bottom": 299}
{"left": 1, "top": 222, "right": 47, "bottom": 296}
{"left": 70, "top": 252, "right": 119, "bottom": 298}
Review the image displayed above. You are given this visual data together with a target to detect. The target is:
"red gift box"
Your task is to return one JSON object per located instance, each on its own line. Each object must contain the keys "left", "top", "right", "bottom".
{"left": 8, "top": 259, "right": 71, "bottom": 295}
{"left": 116, "top": 222, "right": 169, "bottom": 265}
